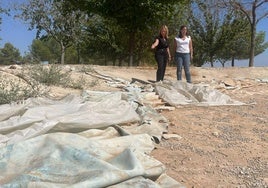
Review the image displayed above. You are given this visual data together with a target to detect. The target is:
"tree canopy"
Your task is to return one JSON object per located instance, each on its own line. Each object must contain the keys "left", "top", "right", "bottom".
{"left": 0, "top": 0, "right": 266, "bottom": 67}
{"left": 0, "top": 43, "right": 21, "bottom": 64}
{"left": 17, "top": 0, "right": 88, "bottom": 64}
{"left": 223, "top": 0, "right": 268, "bottom": 66}
{"left": 66, "top": 0, "right": 188, "bottom": 66}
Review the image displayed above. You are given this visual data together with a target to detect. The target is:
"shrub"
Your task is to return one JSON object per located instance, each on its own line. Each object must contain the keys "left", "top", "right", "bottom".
{"left": 28, "top": 64, "right": 71, "bottom": 86}
{"left": 0, "top": 74, "right": 46, "bottom": 105}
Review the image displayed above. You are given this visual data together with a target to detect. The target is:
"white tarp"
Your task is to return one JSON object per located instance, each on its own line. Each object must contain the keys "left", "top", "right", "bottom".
{"left": 0, "top": 132, "right": 162, "bottom": 187}
{"left": 0, "top": 77, "right": 245, "bottom": 187}
{"left": 0, "top": 93, "right": 140, "bottom": 146}
{"left": 0, "top": 90, "right": 185, "bottom": 188}
{"left": 154, "top": 80, "right": 244, "bottom": 106}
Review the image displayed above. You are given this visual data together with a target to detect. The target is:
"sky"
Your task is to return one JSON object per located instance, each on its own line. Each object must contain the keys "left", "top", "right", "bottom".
{"left": 0, "top": 0, "right": 267, "bottom": 67}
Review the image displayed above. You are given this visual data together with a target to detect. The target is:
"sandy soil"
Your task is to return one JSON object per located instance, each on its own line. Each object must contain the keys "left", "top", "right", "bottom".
{"left": 1, "top": 64, "right": 268, "bottom": 188}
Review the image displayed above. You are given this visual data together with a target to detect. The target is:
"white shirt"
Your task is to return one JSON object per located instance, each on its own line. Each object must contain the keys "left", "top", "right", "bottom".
{"left": 175, "top": 36, "right": 191, "bottom": 53}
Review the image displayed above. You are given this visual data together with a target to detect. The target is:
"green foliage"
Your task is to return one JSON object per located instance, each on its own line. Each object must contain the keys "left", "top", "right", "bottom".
{"left": 27, "top": 64, "right": 100, "bottom": 89}
{"left": 0, "top": 6, "right": 9, "bottom": 32}
{"left": 215, "top": 12, "right": 251, "bottom": 66}
{"left": 227, "top": 0, "right": 268, "bottom": 67}
{"left": 65, "top": 46, "right": 79, "bottom": 64}
{"left": 67, "top": 0, "right": 188, "bottom": 66}
{"left": 30, "top": 38, "right": 79, "bottom": 64}
{"left": 187, "top": 1, "right": 267, "bottom": 67}
{"left": 0, "top": 73, "right": 46, "bottom": 105}
{"left": 68, "top": 74, "right": 99, "bottom": 89}
{"left": 0, "top": 64, "right": 101, "bottom": 104}
{"left": 9, "top": 0, "right": 266, "bottom": 67}
{"left": 31, "top": 39, "right": 53, "bottom": 62}
{"left": 0, "top": 78, "right": 27, "bottom": 104}
{"left": 254, "top": 31, "right": 268, "bottom": 56}
{"left": 0, "top": 43, "right": 21, "bottom": 65}
{"left": 21, "top": 53, "right": 35, "bottom": 64}
{"left": 68, "top": 75, "right": 87, "bottom": 89}
{"left": 17, "top": 0, "right": 88, "bottom": 64}
{"left": 79, "top": 15, "right": 126, "bottom": 65}
{"left": 29, "top": 64, "right": 71, "bottom": 86}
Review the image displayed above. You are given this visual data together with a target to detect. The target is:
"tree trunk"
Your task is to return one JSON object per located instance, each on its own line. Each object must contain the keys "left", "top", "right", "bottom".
{"left": 77, "top": 44, "right": 80, "bottom": 64}
{"left": 60, "top": 41, "right": 65, "bottom": 64}
{"left": 249, "top": 22, "right": 256, "bottom": 67}
{"left": 128, "top": 31, "right": 135, "bottom": 67}
{"left": 119, "top": 56, "right": 123, "bottom": 67}
{"left": 210, "top": 57, "right": 214, "bottom": 67}
{"left": 248, "top": 1, "right": 257, "bottom": 67}
{"left": 231, "top": 56, "right": 235, "bottom": 67}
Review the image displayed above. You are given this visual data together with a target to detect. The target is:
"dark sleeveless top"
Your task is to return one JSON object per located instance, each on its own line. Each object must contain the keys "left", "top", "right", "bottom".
{"left": 155, "top": 36, "right": 169, "bottom": 50}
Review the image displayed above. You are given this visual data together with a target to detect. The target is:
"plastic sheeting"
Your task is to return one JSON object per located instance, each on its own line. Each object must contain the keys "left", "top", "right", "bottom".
{"left": 154, "top": 80, "right": 244, "bottom": 106}
{"left": 0, "top": 93, "right": 140, "bottom": 146}
{"left": 0, "top": 90, "right": 185, "bottom": 187}
{"left": 0, "top": 78, "right": 244, "bottom": 187}
{"left": 1, "top": 133, "right": 161, "bottom": 187}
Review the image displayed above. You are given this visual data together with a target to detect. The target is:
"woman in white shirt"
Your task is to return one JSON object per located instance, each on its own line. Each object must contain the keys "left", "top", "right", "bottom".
{"left": 174, "top": 25, "right": 193, "bottom": 83}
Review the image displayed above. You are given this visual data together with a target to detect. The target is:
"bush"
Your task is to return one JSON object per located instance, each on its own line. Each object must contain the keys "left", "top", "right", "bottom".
{"left": 0, "top": 74, "right": 46, "bottom": 105}
{"left": 28, "top": 64, "right": 71, "bottom": 86}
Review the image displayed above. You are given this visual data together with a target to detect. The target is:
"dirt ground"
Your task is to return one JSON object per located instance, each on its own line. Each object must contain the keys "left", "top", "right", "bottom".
{"left": 2, "top": 64, "right": 268, "bottom": 188}
{"left": 92, "top": 65, "right": 268, "bottom": 188}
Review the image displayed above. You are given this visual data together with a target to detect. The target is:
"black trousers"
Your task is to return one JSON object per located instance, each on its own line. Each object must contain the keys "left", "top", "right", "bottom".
{"left": 155, "top": 49, "right": 168, "bottom": 81}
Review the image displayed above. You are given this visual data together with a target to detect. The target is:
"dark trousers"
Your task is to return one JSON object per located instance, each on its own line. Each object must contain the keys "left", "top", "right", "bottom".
{"left": 155, "top": 50, "right": 168, "bottom": 81}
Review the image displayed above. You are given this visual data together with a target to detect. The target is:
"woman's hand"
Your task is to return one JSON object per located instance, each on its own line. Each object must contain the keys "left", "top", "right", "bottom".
{"left": 151, "top": 39, "right": 159, "bottom": 49}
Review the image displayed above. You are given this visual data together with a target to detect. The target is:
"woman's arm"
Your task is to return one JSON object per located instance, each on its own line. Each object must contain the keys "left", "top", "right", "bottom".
{"left": 167, "top": 47, "right": 171, "bottom": 61}
{"left": 151, "top": 39, "right": 159, "bottom": 49}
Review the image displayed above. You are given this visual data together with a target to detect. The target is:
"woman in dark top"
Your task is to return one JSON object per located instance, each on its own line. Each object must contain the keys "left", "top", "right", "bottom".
{"left": 151, "top": 25, "right": 171, "bottom": 82}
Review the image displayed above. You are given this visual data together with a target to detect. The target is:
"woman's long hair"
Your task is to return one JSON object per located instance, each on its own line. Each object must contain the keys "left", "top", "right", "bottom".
{"left": 159, "top": 25, "right": 169, "bottom": 39}
{"left": 179, "top": 25, "right": 189, "bottom": 38}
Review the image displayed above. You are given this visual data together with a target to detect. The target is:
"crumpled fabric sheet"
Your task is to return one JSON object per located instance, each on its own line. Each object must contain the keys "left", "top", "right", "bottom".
{"left": 154, "top": 80, "right": 244, "bottom": 106}
{"left": 0, "top": 91, "right": 185, "bottom": 187}
{"left": 0, "top": 93, "right": 140, "bottom": 146}
{"left": 0, "top": 133, "right": 160, "bottom": 187}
